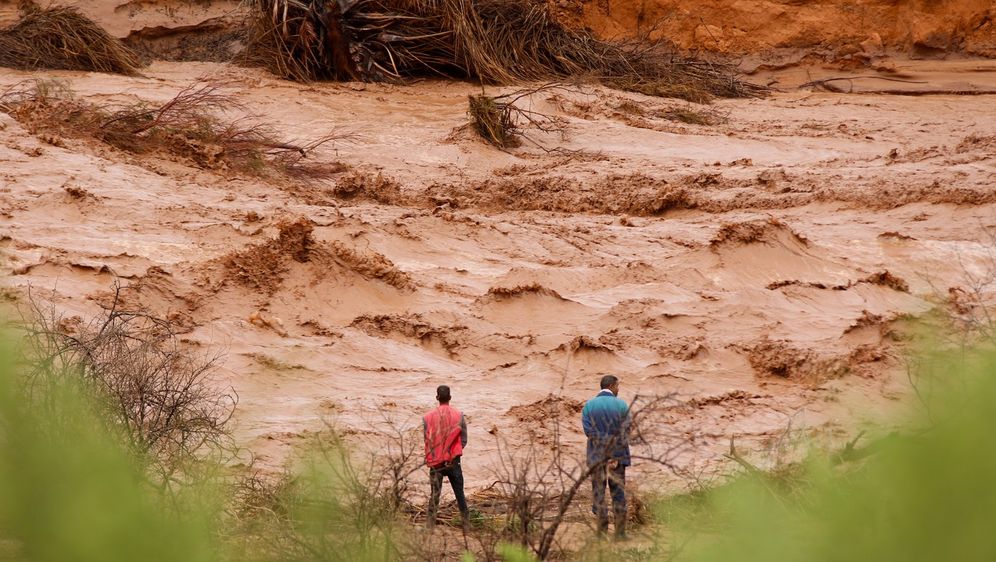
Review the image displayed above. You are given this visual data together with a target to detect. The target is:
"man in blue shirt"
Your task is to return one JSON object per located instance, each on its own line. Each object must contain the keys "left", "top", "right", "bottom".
{"left": 581, "top": 374, "right": 631, "bottom": 539}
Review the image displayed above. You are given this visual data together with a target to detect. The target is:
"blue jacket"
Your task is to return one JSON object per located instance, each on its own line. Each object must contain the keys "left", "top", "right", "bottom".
{"left": 581, "top": 390, "right": 631, "bottom": 467}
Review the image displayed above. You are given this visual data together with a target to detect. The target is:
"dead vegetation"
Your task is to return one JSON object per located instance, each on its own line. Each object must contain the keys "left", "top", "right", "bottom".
{"left": 242, "top": 0, "right": 763, "bottom": 101}
{"left": 467, "top": 85, "right": 565, "bottom": 148}
{"left": 0, "top": 4, "right": 142, "bottom": 75}
{"left": 602, "top": 71, "right": 732, "bottom": 103}
{"left": 615, "top": 100, "right": 728, "bottom": 125}
{"left": 226, "top": 428, "right": 408, "bottom": 562}
{"left": 21, "top": 287, "right": 237, "bottom": 486}
{"left": 926, "top": 227, "right": 996, "bottom": 348}
{"left": 0, "top": 81, "right": 341, "bottom": 179}
{"left": 469, "top": 94, "right": 522, "bottom": 149}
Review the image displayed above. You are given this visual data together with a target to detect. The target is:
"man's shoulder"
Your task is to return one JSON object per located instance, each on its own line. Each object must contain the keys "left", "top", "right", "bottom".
{"left": 584, "top": 394, "right": 619, "bottom": 409}
{"left": 426, "top": 404, "right": 462, "bottom": 418}
{"left": 590, "top": 394, "right": 629, "bottom": 410}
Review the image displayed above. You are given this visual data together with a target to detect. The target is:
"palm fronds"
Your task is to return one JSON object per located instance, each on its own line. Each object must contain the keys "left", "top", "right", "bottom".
{"left": 0, "top": 5, "right": 142, "bottom": 75}
{"left": 242, "top": 0, "right": 765, "bottom": 99}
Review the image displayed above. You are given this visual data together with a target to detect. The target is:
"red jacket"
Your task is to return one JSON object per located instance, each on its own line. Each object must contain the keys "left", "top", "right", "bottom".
{"left": 423, "top": 404, "right": 467, "bottom": 468}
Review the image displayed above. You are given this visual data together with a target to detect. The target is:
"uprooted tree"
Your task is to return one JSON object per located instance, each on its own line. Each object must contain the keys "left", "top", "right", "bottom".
{"left": 0, "top": 80, "right": 341, "bottom": 179}
{"left": 468, "top": 84, "right": 566, "bottom": 149}
{"left": 243, "top": 0, "right": 764, "bottom": 101}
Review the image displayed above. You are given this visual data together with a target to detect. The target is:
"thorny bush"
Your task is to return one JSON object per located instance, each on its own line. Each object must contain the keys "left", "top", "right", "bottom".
{"left": 19, "top": 286, "right": 237, "bottom": 487}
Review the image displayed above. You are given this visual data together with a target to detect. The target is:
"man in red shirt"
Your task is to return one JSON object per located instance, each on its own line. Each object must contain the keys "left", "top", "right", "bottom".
{"left": 423, "top": 385, "right": 469, "bottom": 528}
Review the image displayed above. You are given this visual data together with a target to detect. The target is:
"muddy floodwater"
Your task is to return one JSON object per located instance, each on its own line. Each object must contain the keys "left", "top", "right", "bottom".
{"left": 1, "top": 58, "right": 995, "bottom": 492}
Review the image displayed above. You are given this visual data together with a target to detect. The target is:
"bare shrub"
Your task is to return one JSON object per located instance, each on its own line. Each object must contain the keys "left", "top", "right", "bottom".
{"left": 905, "top": 227, "right": 996, "bottom": 418}
{"left": 227, "top": 429, "right": 407, "bottom": 562}
{"left": 1, "top": 81, "right": 342, "bottom": 178}
{"left": 469, "top": 93, "right": 522, "bottom": 149}
{"left": 0, "top": 78, "right": 74, "bottom": 111}
{"left": 366, "top": 416, "right": 427, "bottom": 516}
{"left": 940, "top": 240, "right": 996, "bottom": 346}
{"left": 20, "top": 286, "right": 237, "bottom": 486}
{"left": 468, "top": 85, "right": 566, "bottom": 149}
{"left": 604, "top": 76, "right": 716, "bottom": 104}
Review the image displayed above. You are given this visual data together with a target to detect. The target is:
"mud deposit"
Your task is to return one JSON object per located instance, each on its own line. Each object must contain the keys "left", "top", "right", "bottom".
{"left": 2, "top": 50, "right": 995, "bottom": 494}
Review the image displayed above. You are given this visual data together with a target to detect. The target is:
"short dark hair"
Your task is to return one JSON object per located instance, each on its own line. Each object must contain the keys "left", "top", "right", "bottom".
{"left": 436, "top": 385, "right": 451, "bottom": 402}
{"left": 599, "top": 375, "right": 618, "bottom": 389}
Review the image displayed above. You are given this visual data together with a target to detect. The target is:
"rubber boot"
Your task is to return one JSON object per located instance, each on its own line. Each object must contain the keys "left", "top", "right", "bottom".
{"left": 596, "top": 517, "right": 609, "bottom": 538}
{"left": 613, "top": 510, "right": 627, "bottom": 541}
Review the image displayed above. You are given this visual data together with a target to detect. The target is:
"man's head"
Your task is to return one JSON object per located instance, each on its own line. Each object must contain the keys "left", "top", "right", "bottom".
{"left": 599, "top": 375, "right": 619, "bottom": 396}
{"left": 436, "top": 385, "right": 451, "bottom": 404}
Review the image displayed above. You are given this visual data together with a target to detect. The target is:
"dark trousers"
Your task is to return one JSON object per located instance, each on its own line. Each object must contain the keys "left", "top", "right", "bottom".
{"left": 591, "top": 461, "right": 626, "bottom": 536}
{"left": 427, "top": 457, "right": 468, "bottom": 526}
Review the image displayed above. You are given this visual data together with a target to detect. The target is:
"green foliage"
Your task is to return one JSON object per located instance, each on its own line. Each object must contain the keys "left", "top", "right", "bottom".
{"left": 498, "top": 542, "right": 539, "bottom": 562}
{"left": 0, "top": 325, "right": 403, "bottom": 562}
{"left": 663, "top": 347, "right": 996, "bottom": 562}
{"left": 7, "top": 307, "right": 996, "bottom": 562}
{"left": 0, "top": 338, "right": 218, "bottom": 562}
{"left": 241, "top": 434, "right": 402, "bottom": 562}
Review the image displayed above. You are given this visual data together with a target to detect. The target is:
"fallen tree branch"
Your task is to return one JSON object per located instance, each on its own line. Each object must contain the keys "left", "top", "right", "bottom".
{"left": 799, "top": 75, "right": 928, "bottom": 93}
{"left": 724, "top": 436, "right": 764, "bottom": 476}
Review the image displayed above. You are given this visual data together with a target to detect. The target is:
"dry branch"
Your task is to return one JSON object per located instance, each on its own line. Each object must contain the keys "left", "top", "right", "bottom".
{"left": 20, "top": 285, "right": 237, "bottom": 485}
{"left": 467, "top": 84, "right": 565, "bottom": 148}
{"left": 1, "top": 81, "right": 343, "bottom": 178}
{"left": 724, "top": 437, "right": 763, "bottom": 475}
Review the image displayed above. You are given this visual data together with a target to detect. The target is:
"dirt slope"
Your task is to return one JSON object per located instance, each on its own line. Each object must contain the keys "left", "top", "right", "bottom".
{"left": 578, "top": 0, "right": 996, "bottom": 58}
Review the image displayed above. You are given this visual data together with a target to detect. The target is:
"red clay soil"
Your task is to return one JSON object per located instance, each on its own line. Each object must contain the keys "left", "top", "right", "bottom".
{"left": 573, "top": 0, "right": 996, "bottom": 58}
